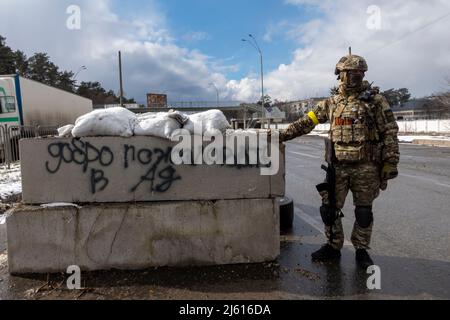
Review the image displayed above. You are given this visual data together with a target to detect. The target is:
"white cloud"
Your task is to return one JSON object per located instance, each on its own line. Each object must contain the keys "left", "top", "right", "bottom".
{"left": 263, "top": 21, "right": 289, "bottom": 42}
{"left": 1, "top": 0, "right": 449, "bottom": 104}
{"left": 224, "top": 77, "right": 261, "bottom": 102}
{"left": 286, "top": 19, "right": 323, "bottom": 45}
{"left": 260, "top": 0, "right": 450, "bottom": 100}
{"left": 0, "top": 0, "right": 232, "bottom": 103}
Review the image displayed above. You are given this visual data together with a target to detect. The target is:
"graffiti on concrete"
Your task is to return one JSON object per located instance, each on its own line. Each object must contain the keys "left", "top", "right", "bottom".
{"left": 45, "top": 138, "right": 181, "bottom": 194}
{"left": 124, "top": 144, "right": 181, "bottom": 193}
{"left": 90, "top": 168, "right": 109, "bottom": 194}
{"left": 45, "top": 139, "right": 114, "bottom": 174}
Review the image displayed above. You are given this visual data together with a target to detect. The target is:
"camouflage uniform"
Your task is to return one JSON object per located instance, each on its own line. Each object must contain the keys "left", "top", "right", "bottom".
{"left": 280, "top": 54, "right": 400, "bottom": 251}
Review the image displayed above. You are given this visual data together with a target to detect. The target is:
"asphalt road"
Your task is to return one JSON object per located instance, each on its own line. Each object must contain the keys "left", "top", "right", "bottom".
{"left": 0, "top": 136, "right": 449, "bottom": 299}
{"left": 283, "top": 135, "right": 450, "bottom": 299}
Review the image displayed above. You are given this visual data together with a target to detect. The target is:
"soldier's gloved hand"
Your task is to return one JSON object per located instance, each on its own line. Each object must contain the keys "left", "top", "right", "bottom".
{"left": 381, "top": 163, "right": 398, "bottom": 180}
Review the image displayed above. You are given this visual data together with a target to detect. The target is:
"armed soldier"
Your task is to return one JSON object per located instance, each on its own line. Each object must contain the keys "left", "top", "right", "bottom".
{"left": 278, "top": 50, "right": 400, "bottom": 268}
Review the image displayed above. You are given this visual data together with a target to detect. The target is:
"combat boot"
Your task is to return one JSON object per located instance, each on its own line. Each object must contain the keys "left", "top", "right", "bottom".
{"left": 311, "top": 244, "right": 341, "bottom": 262}
{"left": 355, "top": 249, "right": 374, "bottom": 269}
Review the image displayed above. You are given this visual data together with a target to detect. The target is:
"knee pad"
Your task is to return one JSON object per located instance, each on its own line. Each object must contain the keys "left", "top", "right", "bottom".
{"left": 355, "top": 206, "right": 373, "bottom": 228}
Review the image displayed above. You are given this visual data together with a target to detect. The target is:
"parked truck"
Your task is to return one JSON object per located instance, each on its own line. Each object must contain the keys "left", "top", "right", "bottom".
{"left": 0, "top": 74, "right": 93, "bottom": 163}
{"left": 0, "top": 74, "right": 92, "bottom": 127}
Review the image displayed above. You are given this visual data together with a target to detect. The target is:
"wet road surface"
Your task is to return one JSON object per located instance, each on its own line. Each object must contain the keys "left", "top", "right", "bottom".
{"left": 0, "top": 136, "right": 449, "bottom": 299}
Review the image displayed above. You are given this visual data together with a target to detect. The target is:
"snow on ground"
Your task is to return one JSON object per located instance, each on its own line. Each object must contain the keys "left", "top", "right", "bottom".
{"left": 0, "top": 163, "right": 22, "bottom": 224}
{"left": 0, "top": 162, "right": 22, "bottom": 201}
{"left": 397, "top": 135, "right": 450, "bottom": 143}
{"left": 40, "top": 202, "right": 82, "bottom": 209}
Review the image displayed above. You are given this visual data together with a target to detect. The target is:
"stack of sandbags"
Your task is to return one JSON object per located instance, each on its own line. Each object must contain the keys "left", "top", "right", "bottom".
{"left": 59, "top": 107, "right": 231, "bottom": 139}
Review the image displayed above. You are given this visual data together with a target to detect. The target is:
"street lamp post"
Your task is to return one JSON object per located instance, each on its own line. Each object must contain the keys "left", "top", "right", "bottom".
{"left": 73, "top": 65, "right": 87, "bottom": 81}
{"left": 209, "top": 82, "right": 219, "bottom": 108}
{"left": 118, "top": 51, "right": 124, "bottom": 107}
{"left": 242, "top": 34, "right": 266, "bottom": 128}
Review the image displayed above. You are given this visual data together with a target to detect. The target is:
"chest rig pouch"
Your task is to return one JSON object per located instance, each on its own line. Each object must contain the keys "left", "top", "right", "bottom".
{"left": 330, "top": 96, "right": 378, "bottom": 163}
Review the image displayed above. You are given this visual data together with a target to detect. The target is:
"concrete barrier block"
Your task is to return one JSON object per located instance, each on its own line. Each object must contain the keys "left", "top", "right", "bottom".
{"left": 20, "top": 136, "right": 285, "bottom": 204}
{"left": 7, "top": 199, "right": 280, "bottom": 273}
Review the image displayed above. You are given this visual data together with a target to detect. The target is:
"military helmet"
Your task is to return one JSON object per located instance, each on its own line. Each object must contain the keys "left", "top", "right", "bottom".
{"left": 335, "top": 53, "right": 368, "bottom": 75}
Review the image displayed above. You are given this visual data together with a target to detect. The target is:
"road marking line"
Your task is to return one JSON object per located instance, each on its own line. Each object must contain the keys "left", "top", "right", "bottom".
{"left": 400, "top": 173, "right": 450, "bottom": 188}
{"left": 288, "top": 151, "right": 320, "bottom": 159}
{"left": 294, "top": 206, "right": 352, "bottom": 247}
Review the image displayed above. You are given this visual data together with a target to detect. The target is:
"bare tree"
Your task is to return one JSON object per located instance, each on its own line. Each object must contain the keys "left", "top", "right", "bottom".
{"left": 429, "top": 77, "right": 450, "bottom": 119}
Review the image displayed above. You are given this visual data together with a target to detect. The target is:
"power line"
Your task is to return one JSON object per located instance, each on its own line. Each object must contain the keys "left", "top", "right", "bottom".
{"left": 366, "top": 11, "right": 450, "bottom": 55}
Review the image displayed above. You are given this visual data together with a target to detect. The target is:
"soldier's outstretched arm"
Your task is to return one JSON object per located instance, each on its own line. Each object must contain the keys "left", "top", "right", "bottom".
{"left": 279, "top": 99, "right": 330, "bottom": 142}
{"left": 374, "top": 94, "right": 400, "bottom": 179}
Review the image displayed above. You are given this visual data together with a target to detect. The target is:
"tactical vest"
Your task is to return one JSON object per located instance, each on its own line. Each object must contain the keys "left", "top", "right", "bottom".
{"left": 329, "top": 94, "right": 382, "bottom": 164}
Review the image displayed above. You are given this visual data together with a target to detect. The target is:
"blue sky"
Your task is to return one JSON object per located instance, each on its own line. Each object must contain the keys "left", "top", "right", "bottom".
{"left": 1, "top": 0, "right": 450, "bottom": 103}
{"left": 112, "top": 0, "right": 321, "bottom": 80}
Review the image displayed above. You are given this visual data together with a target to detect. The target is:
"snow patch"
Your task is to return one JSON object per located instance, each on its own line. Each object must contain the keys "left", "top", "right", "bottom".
{"left": 0, "top": 163, "right": 22, "bottom": 201}
{"left": 0, "top": 252, "right": 7, "bottom": 263}
{"left": 398, "top": 135, "right": 450, "bottom": 143}
{"left": 0, "top": 207, "right": 13, "bottom": 224}
{"left": 40, "top": 202, "right": 82, "bottom": 209}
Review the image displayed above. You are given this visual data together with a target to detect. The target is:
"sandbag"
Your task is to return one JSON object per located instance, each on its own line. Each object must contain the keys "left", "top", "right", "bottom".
{"left": 134, "top": 112, "right": 183, "bottom": 139}
{"left": 183, "top": 109, "right": 230, "bottom": 135}
{"left": 57, "top": 124, "right": 74, "bottom": 137}
{"left": 71, "top": 107, "right": 137, "bottom": 137}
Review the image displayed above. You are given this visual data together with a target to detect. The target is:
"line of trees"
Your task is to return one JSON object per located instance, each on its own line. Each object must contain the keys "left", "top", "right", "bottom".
{"left": 0, "top": 35, "right": 135, "bottom": 105}
{"left": 329, "top": 85, "right": 412, "bottom": 107}
{"left": 381, "top": 88, "right": 411, "bottom": 107}
{"left": 383, "top": 83, "right": 450, "bottom": 118}
{"left": 425, "top": 79, "right": 450, "bottom": 119}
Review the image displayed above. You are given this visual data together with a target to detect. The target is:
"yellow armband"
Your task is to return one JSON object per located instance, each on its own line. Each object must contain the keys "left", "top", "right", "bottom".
{"left": 307, "top": 111, "right": 319, "bottom": 126}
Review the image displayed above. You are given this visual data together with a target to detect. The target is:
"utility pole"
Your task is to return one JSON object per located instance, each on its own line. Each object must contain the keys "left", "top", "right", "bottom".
{"left": 242, "top": 34, "right": 267, "bottom": 128}
{"left": 209, "top": 82, "right": 219, "bottom": 108}
{"left": 118, "top": 51, "right": 124, "bottom": 107}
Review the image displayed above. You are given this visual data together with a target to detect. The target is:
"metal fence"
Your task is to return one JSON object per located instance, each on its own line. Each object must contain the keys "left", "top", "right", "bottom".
{"left": 396, "top": 119, "right": 450, "bottom": 134}
{"left": 0, "top": 124, "right": 57, "bottom": 169}
{"left": 168, "top": 101, "right": 243, "bottom": 108}
{"left": 272, "top": 119, "right": 450, "bottom": 134}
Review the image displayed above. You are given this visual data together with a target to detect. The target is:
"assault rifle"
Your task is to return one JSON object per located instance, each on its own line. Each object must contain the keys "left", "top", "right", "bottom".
{"left": 316, "top": 138, "right": 339, "bottom": 240}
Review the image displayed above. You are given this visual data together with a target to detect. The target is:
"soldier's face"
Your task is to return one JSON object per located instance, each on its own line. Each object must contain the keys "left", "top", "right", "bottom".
{"left": 340, "top": 71, "right": 364, "bottom": 88}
